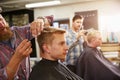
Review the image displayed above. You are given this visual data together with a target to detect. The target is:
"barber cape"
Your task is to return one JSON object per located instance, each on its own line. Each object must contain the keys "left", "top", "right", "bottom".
{"left": 29, "top": 58, "right": 83, "bottom": 80}
{"left": 76, "top": 46, "right": 120, "bottom": 80}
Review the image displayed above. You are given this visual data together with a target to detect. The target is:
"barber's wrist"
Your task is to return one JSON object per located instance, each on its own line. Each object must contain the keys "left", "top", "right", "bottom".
{"left": 77, "top": 35, "right": 81, "bottom": 40}
{"left": 6, "top": 66, "right": 15, "bottom": 74}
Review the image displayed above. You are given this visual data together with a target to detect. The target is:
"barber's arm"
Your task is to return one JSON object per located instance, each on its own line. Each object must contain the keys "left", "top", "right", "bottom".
{"left": 6, "top": 39, "right": 32, "bottom": 80}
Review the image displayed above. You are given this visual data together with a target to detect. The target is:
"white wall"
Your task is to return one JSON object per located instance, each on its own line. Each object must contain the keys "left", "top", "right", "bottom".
{"left": 34, "top": 0, "right": 120, "bottom": 42}
{"left": 33, "top": 0, "right": 120, "bottom": 57}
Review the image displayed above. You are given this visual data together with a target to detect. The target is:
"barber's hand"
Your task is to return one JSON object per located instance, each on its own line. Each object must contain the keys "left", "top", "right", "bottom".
{"left": 14, "top": 39, "right": 32, "bottom": 61}
{"left": 77, "top": 30, "right": 86, "bottom": 40}
{"left": 30, "top": 19, "right": 44, "bottom": 37}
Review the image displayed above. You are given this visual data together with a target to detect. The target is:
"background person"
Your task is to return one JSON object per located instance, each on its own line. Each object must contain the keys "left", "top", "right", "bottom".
{"left": 65, "top": 14, "right": 86, "bottom": 73}
{"left": 76, "top": 29, "right": 120, "bottom": 80}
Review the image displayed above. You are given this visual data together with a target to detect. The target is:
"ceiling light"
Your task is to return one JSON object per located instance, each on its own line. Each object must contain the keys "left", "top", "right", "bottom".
{"left": 25, "top": 0, "right": 61, "bottom": 8}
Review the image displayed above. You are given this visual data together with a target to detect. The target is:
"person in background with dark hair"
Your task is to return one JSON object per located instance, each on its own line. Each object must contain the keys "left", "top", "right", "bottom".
{"left": 76, "top": 29, "right": 120, "bottom": 80}
{"left": 0, "top": 14, "right": 44, "bottom": 80}
{"left": 29, "top": 27, "right": 83, "bottom": 80}
{"left": 65, "top": 15, "right": 86, "bottom": 73}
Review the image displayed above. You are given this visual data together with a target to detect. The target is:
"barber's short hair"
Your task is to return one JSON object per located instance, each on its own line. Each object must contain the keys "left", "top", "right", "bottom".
{"left": 37, "top": 27, "right": 66, "bottom": 53}
{"left": 72, "top": 15, "right": 84, "bottom": 22}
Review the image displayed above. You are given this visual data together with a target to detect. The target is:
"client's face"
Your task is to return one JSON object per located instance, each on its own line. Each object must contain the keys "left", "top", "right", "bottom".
{"left": 0, "top": 15, "right": 13, "bottom": 41}
{"left": 48, "top": 34, "right": 68, "bottom": 61}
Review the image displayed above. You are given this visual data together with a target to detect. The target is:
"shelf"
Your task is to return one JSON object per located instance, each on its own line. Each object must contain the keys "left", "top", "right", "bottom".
{"left": 101, "top": 43, "right": 120, "bottom": 52}
{"left": 101, "top": 43, "right": 120, "bottom": 66}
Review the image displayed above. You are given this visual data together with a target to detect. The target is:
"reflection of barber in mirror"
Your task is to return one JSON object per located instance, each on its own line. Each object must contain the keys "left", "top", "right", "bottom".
{"left": 65, "top": 15, "right": 87, "bottom": 73}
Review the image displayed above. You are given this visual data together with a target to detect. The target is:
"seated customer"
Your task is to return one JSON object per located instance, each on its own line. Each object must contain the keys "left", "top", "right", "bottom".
{"left": 76, "top": 29, "right": 120, "bottom": 80}
{"left": 29, "top": 27, "right": 83, "bottom": 80}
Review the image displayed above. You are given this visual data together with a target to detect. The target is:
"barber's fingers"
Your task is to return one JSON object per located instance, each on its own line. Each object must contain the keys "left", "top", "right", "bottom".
{"left": 14, "top": 39, "right": 32, "bottom": 60}
{"left": 30, "top": 19, "right": 44, "bottom": 37}
{"left": 23, "top": 46, "right": 32, "bottom": 57}
{"left": 78, "top": 30, "right": 87, "bottom": 35}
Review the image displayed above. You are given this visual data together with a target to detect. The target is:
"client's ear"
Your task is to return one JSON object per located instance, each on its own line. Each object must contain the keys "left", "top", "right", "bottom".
{"left": 43, "top": 44, "right": 50, "bottom": 53}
